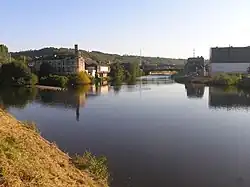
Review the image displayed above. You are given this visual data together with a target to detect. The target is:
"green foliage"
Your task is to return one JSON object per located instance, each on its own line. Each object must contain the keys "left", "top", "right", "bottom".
{"left": 0, "top": 62, "right": 36, "bottom": 86}
{"left": 31, "top": 74, "right": 38, "bottom": 85}
{"left": 109, "top": 62, "right": 142, "bottom": 84}
{"left": 39, "top": 62, "right": 56, "bottom": 77}
{"left": 0, "top": 44, "right": 9, "bottom": 64}
{"left": 109, "top": 63, "right": 125, "bottom": 82}
{"left": 212, "top": 73, "right": 241, "bottom": 85}
{"left": 40, "top": 75, "right": 69, "bottom": 87}
{"left": 72, "top": 151, "right": 109, "bottom": 183}
{"left": 68, "top": 71, "right": 91, "bottom": 86}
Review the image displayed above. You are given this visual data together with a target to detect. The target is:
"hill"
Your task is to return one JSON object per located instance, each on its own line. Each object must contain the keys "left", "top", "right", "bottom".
{"left": 11, "top": 47, "right": 186, "bottom": 66}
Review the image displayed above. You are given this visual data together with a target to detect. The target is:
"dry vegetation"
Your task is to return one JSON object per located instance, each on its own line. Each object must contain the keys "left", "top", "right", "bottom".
{"left": 0, "top": 109, "right": 107, "bottom": 187}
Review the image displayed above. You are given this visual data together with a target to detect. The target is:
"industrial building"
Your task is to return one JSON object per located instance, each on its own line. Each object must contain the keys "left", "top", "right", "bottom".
{"left": 28, "top": 44, "right": 85, "bottom": 75}
{"left": 210, "top": 46, "right": 250, "bottom": 74}
{"left": 184, "top": 56, "right": 205, "bottom": 76}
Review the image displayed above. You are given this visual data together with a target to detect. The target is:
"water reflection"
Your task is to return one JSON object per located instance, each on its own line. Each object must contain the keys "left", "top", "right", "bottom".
{"left": 0, "top": 85, "right": 112, "bottom": 121}
{"left": 209, "top": 87, "right": 250, "bottom": 110}
{"left": 0, "top": 87, "right": 37, "bottom": 109}
{"left": 185, "top": 84, "right": 205, "bottom": 99}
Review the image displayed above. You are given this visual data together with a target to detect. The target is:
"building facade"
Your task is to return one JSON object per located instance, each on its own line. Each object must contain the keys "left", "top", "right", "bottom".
{"left": 184, "top": 56, "right": 205, "bottom": 76}
{"left": 28, "top": 44, "right": 85, "bottom": 74}
{"left": 85, "top": 59, "right": 110, "bottom": 78}
{"left": 210, "top": 46, "right": 250, "bottom": 74}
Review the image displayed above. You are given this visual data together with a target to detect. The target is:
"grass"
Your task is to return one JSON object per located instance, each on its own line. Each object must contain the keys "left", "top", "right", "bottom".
{"left": 0, "top": 109, "right": 108, "bottom": 187}
{"left": 22, "top": 121, "right": 40, "bottom": 134}
{"left": 73, "top": 152, "right": 110, "bottom": 184}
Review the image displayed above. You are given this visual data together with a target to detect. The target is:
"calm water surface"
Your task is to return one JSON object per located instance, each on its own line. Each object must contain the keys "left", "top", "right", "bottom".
{"left": 2, "top": 80, "right": 250, "bottom": 187}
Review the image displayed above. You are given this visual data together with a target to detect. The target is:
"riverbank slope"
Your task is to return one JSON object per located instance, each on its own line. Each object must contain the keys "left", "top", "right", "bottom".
{"left": 0, "top": 109, "right": 106, "bottom": 187}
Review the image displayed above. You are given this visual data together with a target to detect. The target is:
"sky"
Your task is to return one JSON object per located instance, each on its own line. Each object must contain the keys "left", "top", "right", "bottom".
{"left": 1, "top": 0, "right": 250, "bottom": 59}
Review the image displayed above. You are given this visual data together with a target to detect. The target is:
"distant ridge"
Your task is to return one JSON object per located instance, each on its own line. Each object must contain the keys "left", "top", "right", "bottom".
{"left": 11, "top": 47, "right": 186, "bottom": 66}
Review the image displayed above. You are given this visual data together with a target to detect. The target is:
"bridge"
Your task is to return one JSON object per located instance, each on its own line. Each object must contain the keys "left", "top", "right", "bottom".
{"left": 141, "top": 64, "right": 184, "bottom": 75}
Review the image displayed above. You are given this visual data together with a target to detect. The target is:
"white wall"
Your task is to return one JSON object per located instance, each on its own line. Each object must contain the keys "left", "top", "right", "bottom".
{"left": 99, "top": 66, "right": 109, "bottom": 72}
{"left": 211, "top": 63, "right": 250, "bottom": 74}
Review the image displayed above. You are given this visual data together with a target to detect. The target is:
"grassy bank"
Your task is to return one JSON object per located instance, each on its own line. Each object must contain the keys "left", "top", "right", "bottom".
{"left": 174, "top": 73, "right": 250, "bottom": 88}
{"left": 0, "top": 109, "right": 108, "bottom": 187}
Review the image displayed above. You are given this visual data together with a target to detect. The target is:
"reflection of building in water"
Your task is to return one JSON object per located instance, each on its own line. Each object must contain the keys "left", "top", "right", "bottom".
{"left": 185, "top": 84, "right": 205, "bottom": 99}
{"left": 209, "top": 87, "right": 250, "bottom": 109}
{"left": 88, "top": 85, "right": 110, "bottom": 95}
{"left": 37, "top": 90, "right": 86, "bottom": 121}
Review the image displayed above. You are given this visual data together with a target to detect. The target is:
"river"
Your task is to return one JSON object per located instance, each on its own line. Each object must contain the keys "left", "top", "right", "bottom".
{"left": 1, "top": 79, "right": 250, "bottom": 187}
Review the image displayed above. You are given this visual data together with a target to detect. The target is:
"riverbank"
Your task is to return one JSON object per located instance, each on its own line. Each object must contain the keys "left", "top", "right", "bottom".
{"left": 0, "top": 109, "right": 108, "bottom": 187}
{"left": 173, "top": 74, "right": 250, "bottom": 88}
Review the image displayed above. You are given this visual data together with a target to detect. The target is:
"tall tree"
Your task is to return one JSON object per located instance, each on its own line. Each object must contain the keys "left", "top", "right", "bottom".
{"left": 0, "top": 61, "right": 37, "bottom": 85}
{"left": 0, "top": 44, "right": 9, "bottom": 64}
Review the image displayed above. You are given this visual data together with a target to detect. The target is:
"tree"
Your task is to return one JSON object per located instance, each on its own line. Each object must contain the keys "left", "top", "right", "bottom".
{"left": 0, "top": 44, "right": 9, "bottom": 64}
{"left": 40, "top": 75, "right": 68, "bottom": 87}
{"left": 68, "top": 71, "right": 91, "bottom": 86}
{"left": 39, "top": 62, "right": 55, "bottom": 77}
{"left": 0, "top": 61, "right": 38, "bottom": 85}
{"left": 109, "top": 63, "right": 125, "bottom": 83}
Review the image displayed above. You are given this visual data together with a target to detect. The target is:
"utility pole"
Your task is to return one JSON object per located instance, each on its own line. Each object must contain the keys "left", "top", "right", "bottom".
{"left": 193, "top": 49, "right": 196, "bottom": 57}
{"left": 139, "top": 49, "right": 142, "bottom": 66}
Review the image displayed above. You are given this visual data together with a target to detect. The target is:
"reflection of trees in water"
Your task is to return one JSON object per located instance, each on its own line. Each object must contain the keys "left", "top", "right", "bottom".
{"left": 37, "top": 88, "right": 87, "bottom": 109}
{"left": 0, "top": 87, "right": 37, "bottom": 109}
{"left": 113, "top": 84, "right": 122, "bottom": 94}
{"left": 185, "top": 84, "right": 205, "bottom": 99}
{"left": 209, "top": 87, "right": 250, "bottom": 110}
{"left": 0, "top": 86, "right": 90, "bottom": 122}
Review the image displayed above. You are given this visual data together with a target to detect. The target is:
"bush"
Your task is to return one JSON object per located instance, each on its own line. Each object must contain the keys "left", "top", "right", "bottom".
{"left": 0, "top": 62, "right": 36, "bottom": 86}
{"left": 68, "top": 71, "right": 91, "bottom": 86}
{"left": 40, "top": 75, "right": 68, "bottom": 87}
{"left": 30, "top": 74, "right": 38, "bottom": 85}
{"left": 72, "top": 151, "right": 109, "bottom": 183}
{"left": 212, "top": 73, "right": 241, "bottom": 85}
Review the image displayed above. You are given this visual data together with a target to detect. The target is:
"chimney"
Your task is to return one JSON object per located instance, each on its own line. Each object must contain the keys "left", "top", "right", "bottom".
{"left": 74, "top": 44, "right": 79, "bottom": 57}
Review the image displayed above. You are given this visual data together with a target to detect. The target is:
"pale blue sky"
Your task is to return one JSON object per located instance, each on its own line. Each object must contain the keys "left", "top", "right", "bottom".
{"left": 1, "top": 0, "right": 250, "bottom": 58}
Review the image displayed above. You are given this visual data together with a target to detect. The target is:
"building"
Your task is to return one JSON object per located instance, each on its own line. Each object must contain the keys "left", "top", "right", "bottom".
{"left": 210, "top": 46, "right": 250, "bottom": 74}
{"left": 85, "top": 59, "right": 110, "bottom": 78}
{"left": 184, "top": 56, "right": 205, "bottom": 76}
{"left": 28, "top": 44, "right": 85, "bottom": 74}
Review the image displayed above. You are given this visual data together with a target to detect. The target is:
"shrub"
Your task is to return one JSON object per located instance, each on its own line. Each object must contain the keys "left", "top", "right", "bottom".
{"left": 212, "top": 73, "right": 241, "bottom": 85}
{"left": 40, "top": 75, "right": 68, "bottom": 87}
{"left": 30, "top": 74, "right": 38, "bottom": 85}
{"left": 68, "top": 71, "right": 91, "bottom": 86}
{"left": 72, "top": 151, "right": 109, "bottom": 183}
{"left": 0, "top": 62, "right": 36, "bottom": 86}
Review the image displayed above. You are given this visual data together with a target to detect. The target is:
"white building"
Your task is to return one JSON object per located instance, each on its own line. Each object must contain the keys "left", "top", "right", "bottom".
{"left": 85, "top": 58, "right": 110, "bottom": 78}
{"left": 210, "top": 46, "right": 250, "bottom": 75}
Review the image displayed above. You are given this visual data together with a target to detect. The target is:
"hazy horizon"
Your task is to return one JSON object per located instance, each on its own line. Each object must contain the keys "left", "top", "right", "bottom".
{"left": 1, "top": 0, "right": 250, "bottom": 59}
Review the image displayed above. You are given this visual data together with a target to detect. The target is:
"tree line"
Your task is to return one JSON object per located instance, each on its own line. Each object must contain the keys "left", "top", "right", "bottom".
{"left": 109, "top": 62, "right": 144, "bottom": 84}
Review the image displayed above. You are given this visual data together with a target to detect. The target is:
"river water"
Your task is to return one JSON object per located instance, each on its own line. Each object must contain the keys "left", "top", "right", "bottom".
{"left": 2, "top": 79, "right": 250, "bottom": 187}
